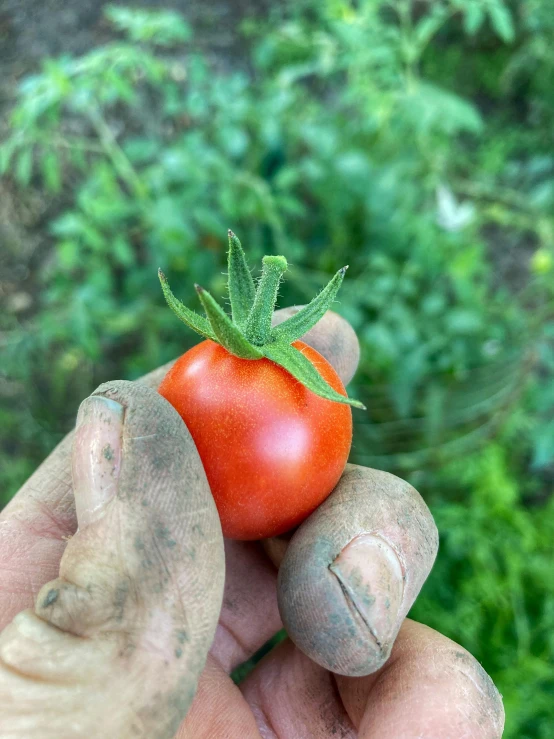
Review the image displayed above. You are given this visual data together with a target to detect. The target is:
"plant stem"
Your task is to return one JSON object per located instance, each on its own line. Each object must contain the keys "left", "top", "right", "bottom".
{"left": 245, "top": 256, "right": 288, "bottom": 345}
{"left": 88, "top": 108, "right": 148, "bottom": 201}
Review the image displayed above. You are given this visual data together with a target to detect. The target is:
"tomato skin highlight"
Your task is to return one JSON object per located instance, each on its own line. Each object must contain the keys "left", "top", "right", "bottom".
{"left": 158, "top": 339, "right": 352, "bottom": 540}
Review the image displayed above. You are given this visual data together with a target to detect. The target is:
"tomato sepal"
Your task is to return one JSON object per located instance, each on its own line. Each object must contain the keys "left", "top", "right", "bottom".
{"left": 227, "top": 229, "right": 256, "bottom": 330}
{"left": 195, "top": 284, "right": 263, "bottom": 359}
{"left": 262, "top": 340, "right": 366, "bottom": 410}
{"left": 158, "top": 269, "right": 216, "bottom": 341}
{"left": 158, "top": 229, "right": 365, "bottom": 409}
{"left": 270, "top": 265, "right": 348, "bottom": 344}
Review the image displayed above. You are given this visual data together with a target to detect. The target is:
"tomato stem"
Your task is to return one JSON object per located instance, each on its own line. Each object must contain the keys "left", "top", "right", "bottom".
{"left": 158, "top": 231, "right": 365, "bottom": 409}
{"left": 244, "top": 255, "right": 288, "bottom": 346}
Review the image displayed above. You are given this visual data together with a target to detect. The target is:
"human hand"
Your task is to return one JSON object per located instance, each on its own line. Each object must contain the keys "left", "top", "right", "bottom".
{"left": 0, "top": 311, "right": 505, "bottom": 738}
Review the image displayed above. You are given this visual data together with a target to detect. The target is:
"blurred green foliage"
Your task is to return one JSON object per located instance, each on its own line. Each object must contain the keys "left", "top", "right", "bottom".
{"left": 1, "top": 1, "right": 554, "bottom": 735}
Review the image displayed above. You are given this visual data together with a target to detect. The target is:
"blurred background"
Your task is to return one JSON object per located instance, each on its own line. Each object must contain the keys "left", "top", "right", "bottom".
{"left": 1, "top": 0, "right": 553, "bottom": 734}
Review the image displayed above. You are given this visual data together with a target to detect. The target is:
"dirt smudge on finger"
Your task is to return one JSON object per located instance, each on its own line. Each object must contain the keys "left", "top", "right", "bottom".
{"left": 41, "top": 588, "right": 59, "bottom": 608}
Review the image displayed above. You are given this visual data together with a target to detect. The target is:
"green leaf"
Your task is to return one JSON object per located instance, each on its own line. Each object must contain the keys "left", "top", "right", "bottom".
{"left": 271, "top": 266, "right": 347, "bottom": 344}
{"left": 532, "top": 420, "right": 554, "bottom": 469}
{"left": 112, "top": 235, "right": 135, "bottom": 267}
{"left": 105, "top": 5, "right": 192, "bottom": 47}
{"left": 227, "top": 230, "right": 256, "bottom": 330}
{"left": 196, "top": 285, "right": 263, "bottom": 359}
{"left": 262, "top": 341, "right": 365, "bottom": 410}
{"left": 415, "top": 7, "right": 449, "bottom": 49}
{"left": 158, "top": 270, "right": 215, "bottom": 341}
{"left": 15, "top": 148, "right": 33, "bottom": 186}
{"left": 51, "top": 212, "right": 84, "bottom": 237}
{"left": 41, "top": 151, "right": 62, "bottom": 192}
{"left": 57, "top": 240, "right": 80, "bottom": 271}
{"left": 488, "top": 3, "right": 515, "bottom": 44}
{"left": 0, "top": 140, "right": 17, "bottom": 175}
{"left": 463, "top": 4, "right": 485, "bottom": 36}
{"left": 400, "top": 82, "right": 483, "bottom": 136}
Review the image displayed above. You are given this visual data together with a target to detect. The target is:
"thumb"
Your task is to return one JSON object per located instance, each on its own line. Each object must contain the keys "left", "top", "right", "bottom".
{"left": 0, "top": 381, "right": 224, "bottom": 739}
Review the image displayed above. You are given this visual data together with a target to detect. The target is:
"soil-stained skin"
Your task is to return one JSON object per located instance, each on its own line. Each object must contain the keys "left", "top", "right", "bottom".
{"left": 277, "top": 464, "right": 438, "bottom": 677}
{"left": 0, "top": 308, "right": 353, "bottom": 739}
{"left": 0, "top": 381, "right": 225, "bottom": 739}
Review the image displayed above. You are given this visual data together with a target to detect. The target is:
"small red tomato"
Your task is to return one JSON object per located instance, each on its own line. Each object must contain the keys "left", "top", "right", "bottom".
{"left": 159, "top": 339, "right": 352, "bottom": 540}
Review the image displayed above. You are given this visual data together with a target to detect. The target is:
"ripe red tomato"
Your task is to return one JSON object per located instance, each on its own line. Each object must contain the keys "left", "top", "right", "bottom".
{"left": 158, "top": 339, "right": 352, "bottom": 540}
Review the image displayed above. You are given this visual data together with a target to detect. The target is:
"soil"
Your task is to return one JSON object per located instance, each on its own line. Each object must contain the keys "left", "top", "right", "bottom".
{"left": 0, "top": 0, "right": 271, "bottom": 87}
{"left": 0, "top": 0, "right": 273, "bottom": 323}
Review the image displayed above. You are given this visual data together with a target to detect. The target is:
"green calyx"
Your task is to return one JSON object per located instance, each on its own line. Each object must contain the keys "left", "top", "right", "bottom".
{"left": 158, "top": 230, "right": 365, "bottom": 410}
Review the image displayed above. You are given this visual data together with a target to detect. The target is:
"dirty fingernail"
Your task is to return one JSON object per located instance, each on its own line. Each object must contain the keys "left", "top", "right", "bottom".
{"left": 73, "top": 396, "right": 124, "bottom": 528}
{"left": 329, "top": 533, "right": 404, "bottom": 652}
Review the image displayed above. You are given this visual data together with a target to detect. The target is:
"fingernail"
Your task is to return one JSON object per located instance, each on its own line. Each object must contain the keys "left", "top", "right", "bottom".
{"left": 329, "top": 534, "right": 404, "bottom": 651}
{"left": 73, "top": 396, "right": 124, "bottom": 528}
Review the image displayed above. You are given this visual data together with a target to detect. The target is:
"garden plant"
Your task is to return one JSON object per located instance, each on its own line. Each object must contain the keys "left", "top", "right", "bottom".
{"left": 1, "top": 1, "right": 554, "bottom": 736}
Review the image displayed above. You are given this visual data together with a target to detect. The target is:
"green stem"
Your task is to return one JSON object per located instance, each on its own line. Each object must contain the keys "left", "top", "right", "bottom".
{"left": 88, "top": 108, "right": 148, "bottom": 201}
{"left": 245, "top": 256, "right": 288, "bottom": 345}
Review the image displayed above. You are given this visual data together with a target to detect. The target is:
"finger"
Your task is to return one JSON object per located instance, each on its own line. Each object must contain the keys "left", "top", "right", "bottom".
{"left": 0, "top": 381, "right": 224, "bottom": 738}
{"left": 1, "top": 308, "right": 359, "bottom": 672}
{"left": 277, "top": 464, "right": 438, "bottom": 676}
{"left": 241, "top": 621, "right": 504, "bottom": 739}
{"left": 0, "top": 378, "right": 279, "bottom": 682}
{"left": 138, "top": 358, "right": 283, "bottom": 674}
{"left": 0, "top": 361, "right": 176, "bottom": 629}
{"left": 0, "top": 363, "right": 281, "bottom": 677}
{"left": 174, "top": 656, "right": 262, "bottom": 738}
{"left": 241, "top": 638, "right": 357, "bottom": 738}
{"left": 0, "top": 433, "right": 76, "bottom": 629}
{"left": 137, "top": 360, "right": 178, "bottom": 390}
{"left": 272, "top": 307, "right": 360, "bottom": 385}
{"left": 210, "top": 540, "right": 281, "bottom": 673}
{"left": 338, "top": 619, "right": 505, "bottom": 738}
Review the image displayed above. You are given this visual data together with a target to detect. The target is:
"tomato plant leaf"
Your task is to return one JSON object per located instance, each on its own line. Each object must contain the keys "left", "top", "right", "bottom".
{"left": 196, "top": 285, "right": 264, "bottom": 359}
{"left": 158, "top": 269, "right": 216, "bottom": 341}
{"left": 263, "top": 341, "right": 366, "bottom": 409}
{"left": 271, "top": 266, "right": 348, "bottom": 344}
{"left": 227, "top": 229, "right": 256, "bottom": 330}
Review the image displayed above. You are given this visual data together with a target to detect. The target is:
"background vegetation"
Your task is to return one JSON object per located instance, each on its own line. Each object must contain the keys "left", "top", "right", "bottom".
{"left": 1, "top": 1, "right": 553, "bottom": 735}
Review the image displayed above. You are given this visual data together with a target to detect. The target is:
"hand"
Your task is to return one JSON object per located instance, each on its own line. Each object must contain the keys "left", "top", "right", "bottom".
{"left": 0, "top": 311, "right": 504, "bottom": 738}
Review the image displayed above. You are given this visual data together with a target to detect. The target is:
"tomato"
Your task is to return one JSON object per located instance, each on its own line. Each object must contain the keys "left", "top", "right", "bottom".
{"left": 158, "top": 339, "right": 352, "bottom": 540}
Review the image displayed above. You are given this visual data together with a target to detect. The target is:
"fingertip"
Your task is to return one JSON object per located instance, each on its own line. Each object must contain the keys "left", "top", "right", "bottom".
{"left": 277, "top": 465, "right": 438, "bottom": 676}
